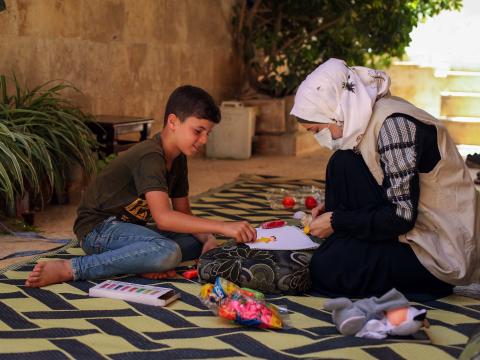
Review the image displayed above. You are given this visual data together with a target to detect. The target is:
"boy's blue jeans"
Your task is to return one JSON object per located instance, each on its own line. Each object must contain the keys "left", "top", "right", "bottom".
{"left": 70, "top": 217, "right": 202, "bottom": 280}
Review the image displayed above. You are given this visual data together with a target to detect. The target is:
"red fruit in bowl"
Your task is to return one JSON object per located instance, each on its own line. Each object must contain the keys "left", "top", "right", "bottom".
{"left": 282, "top": 196, "right": 296, "bottom": 209}
{"left": 304, "top": 196, "right": 318, "bottom": 209}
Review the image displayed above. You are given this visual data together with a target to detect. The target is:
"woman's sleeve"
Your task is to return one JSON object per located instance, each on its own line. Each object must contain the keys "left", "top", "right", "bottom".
{"left": 331, "top": 115, "right": 419, "bottom": 241}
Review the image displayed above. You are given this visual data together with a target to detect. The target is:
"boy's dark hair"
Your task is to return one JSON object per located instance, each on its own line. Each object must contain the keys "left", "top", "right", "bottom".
{"left": 163, "top": 85, "right": 221, "bottom": 125}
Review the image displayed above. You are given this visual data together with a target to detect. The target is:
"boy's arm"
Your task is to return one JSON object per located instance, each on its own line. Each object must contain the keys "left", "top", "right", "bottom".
{"left": 171, "top": 196, "right": 217, "bottom": 250}
{"left": 146, "top": 191, "right": 256, "bottom": 243}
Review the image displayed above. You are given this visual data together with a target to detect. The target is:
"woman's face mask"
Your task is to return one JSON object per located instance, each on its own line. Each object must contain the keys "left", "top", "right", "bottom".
{"left": 314, "top": 127, "right": 342, "bottom": 151}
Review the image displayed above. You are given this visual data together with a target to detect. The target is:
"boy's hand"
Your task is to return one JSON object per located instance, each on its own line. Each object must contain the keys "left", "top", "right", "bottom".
{"left": 309, "top": 211, "right": 334, "bottom": 238}
{"left": 201, "top": 235, "right": 218, "bottom": 254}
{"left": 311, "top": 202, "right": 326, "bottom": 219}
{"left": 221, "top": 221, "right": 257, "bottom": 243}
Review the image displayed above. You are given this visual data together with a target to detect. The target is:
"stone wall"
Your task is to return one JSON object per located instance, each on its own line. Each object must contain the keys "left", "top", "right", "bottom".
{"left": 0, "top": 0, "right": 243, "bottom": 134}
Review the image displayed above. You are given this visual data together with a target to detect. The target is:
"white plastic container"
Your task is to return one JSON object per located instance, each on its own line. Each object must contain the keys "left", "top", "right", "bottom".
{"left": 206, "top": 101, "right": 256, "bottom": 159}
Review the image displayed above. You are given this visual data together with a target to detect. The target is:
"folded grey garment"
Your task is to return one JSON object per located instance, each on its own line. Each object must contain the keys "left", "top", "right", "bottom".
{"left": 454, "top": 283, "right": 480, "bottom": 300}
{"left": 353, "top": 288, "right": 410, "bottom": 317}
{"left": 324, "top": 288, "right": 410, "bottom": 336}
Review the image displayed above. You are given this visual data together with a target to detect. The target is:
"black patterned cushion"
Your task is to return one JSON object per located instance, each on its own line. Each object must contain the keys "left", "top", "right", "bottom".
{"left": 198, "top": 241, "right": 313, "bottom": 294}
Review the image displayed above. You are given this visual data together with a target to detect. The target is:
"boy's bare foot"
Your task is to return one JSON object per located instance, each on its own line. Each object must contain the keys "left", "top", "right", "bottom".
{"left": 140, "top": 270, "right": 177, "bottom": 279}
{"left": 25, "top": 260, "right": 74, "bottom": 288}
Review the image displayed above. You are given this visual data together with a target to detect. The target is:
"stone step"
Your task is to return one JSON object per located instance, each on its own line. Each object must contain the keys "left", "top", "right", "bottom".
{"left": 440, "top": 116, "right": 480, "bottom": 145}
{"left": 443, "top": 70, "right": 480, "bottom": 92}
{"left": 441, "top": 91, "right": 480, "bottom": 118}
{"left": 253, "top": 128, "right": 319, "bottom": 156}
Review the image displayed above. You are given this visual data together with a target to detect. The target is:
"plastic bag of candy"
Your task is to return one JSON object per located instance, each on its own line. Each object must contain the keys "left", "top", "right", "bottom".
{"left": 199, "top": 277, "right": 290, "bottom": 329}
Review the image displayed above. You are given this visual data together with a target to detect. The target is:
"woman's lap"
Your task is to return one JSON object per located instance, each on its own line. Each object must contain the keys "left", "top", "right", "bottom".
{"left": 310, "top": 235, "right": 452, "bottom": 301}
{"left": 312, "top": 150, "right": 452, "bottom": 301}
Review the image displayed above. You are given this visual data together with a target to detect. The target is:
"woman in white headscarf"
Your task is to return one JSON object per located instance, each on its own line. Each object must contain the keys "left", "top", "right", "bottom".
{"left": 291, "top": 58, "right": 479, "bottom": 301}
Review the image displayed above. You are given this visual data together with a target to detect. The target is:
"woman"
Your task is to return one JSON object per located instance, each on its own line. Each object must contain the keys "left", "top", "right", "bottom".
{"left": 291, "top": 58, "right": 480, "bottom": 301}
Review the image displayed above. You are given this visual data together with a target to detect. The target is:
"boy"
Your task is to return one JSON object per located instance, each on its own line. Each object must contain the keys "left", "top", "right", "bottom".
{"left": 26, "top": 85, "right": 256, "bottom": 288}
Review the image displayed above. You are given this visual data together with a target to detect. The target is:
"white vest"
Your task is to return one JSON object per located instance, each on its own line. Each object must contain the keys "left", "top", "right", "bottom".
{"left": 357, "top": 96, "right": 480, "bottom": 285}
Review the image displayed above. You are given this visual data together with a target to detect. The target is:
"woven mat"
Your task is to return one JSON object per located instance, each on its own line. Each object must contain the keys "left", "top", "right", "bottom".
{"left": 0, "top": 174, "right": 478, "bottom": 359}
{"left": 0, "top": 235, "right": 74, "bottom": 273}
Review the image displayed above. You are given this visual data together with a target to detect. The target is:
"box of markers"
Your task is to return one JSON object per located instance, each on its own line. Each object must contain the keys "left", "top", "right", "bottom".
{"left": 89, "top": 280, "right": 180, "bottom": 307}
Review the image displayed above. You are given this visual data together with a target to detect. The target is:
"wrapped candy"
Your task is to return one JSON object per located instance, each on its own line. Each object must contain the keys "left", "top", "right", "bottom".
{"left": 199, "top": 277, "right": 290, "bottom": 329}
{"left": 293, "top": 211, "right": 313, "bottom": 234}
{"left": 199, "top": 277, "right": 241, "bottom": 310}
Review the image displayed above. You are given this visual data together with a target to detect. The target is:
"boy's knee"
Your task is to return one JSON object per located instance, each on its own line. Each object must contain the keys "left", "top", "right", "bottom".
{"left": 162, "top": 241, "right": 182, "bottom": 268}
{"left": 146, "top": 240, "right": 182, "bottom": 272}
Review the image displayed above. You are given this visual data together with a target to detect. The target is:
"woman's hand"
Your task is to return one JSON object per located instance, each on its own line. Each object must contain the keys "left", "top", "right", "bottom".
{"left": 311, "top": 202, "right": 326, "bottom": 219}
{"left": 309, "top": 211, "right": 334, "bottom": 238}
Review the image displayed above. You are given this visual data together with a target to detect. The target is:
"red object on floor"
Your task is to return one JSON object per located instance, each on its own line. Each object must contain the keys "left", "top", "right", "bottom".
{"left": 183, "top": 269, "right": 198, "bottom": 279}
{"left": 141, "top": 270, "right": 177, "bottom": 279}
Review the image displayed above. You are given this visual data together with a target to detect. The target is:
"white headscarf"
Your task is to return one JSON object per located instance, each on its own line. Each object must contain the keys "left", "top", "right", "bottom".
{"left": 290, "top": 58, "right": 391, "bottom": 150}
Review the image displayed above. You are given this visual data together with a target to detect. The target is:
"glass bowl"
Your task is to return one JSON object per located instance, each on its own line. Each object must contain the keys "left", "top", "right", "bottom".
{"left": 265, "top": 186, "right": 325, "bottom": 210}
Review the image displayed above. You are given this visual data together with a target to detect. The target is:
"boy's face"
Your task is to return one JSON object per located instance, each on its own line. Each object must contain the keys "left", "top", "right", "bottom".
{"left": 169, "top": 115, "right": 215, "bottom": 156}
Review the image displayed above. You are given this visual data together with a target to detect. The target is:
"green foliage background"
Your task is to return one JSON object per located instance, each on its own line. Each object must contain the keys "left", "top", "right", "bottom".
{"left": 234, "top": 0, "right": 462, "bottom": 97}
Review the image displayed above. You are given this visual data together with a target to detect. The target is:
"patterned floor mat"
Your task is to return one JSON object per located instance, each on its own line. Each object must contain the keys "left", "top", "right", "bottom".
{"left": 0, "top": 174, "right": 478, "bottom": 359}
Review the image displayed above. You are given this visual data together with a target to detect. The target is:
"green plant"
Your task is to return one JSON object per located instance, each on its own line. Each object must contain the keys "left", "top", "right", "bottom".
{"left": 0, "top": 74, "right": 97, "bottom": 214}
{"left": 233, "top": 0, "right": 462, "bottom": 97}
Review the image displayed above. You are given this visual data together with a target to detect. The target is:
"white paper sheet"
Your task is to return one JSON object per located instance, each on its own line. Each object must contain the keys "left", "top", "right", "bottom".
{"left": 247, "top": 225, "right": 320, "bottom": 250}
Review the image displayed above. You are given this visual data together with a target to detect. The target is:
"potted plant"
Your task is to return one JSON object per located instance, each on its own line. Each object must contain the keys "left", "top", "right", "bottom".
{"left": 0, "top": 74, "right": 98, "bottom": 216}
{"left": 232, "top": 0, "right": 462, "bottom": 154}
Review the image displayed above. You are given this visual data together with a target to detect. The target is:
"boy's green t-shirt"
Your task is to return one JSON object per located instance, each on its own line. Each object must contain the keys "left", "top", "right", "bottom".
{"left": 73, "top": 133, "right": 188, "bottom": 241}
